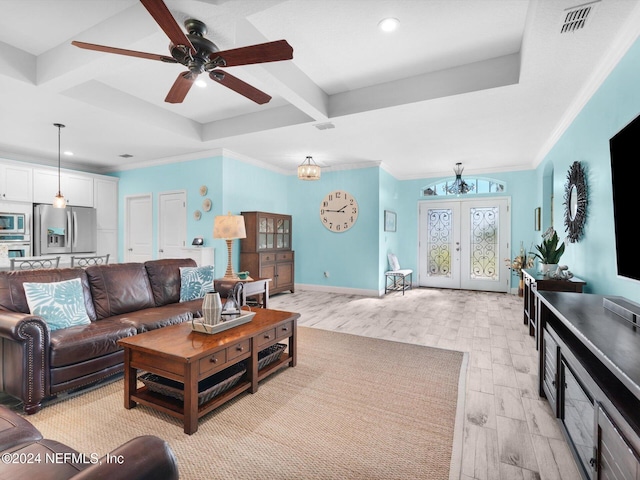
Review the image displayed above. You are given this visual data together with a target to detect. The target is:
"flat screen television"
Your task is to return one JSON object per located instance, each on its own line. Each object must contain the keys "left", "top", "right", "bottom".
{"left": 610, "top": 113, "right": 640, "bottom": 281}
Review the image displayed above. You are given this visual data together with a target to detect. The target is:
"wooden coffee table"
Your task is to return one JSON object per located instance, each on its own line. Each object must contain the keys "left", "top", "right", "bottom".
{"left": 118, "top": 308, "right": 298, "bottom": 434}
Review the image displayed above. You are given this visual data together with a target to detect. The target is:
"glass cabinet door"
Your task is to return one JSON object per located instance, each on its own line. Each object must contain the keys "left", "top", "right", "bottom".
{"left": 258, "top": 216, "right": 268, "bottom": 249}
{"left": 561, "top": 361, "right": 595, "bottom": 479}
{"left": 266, "top": 217, "right": 274, "bottom": 249}
{"left": 256, "top": 214, "right": 290, "bottom": 250}
{"left": 283, "top": 219, "right": 290, "bottom": 248}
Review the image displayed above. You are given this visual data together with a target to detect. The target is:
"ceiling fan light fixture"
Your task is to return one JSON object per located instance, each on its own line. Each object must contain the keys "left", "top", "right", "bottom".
{"left": 378, "top": 17, "right": 399, "bottom": 32}
{"left": 195, "top": 78, "right": 207, "bottom": 88}
{"left": 298, "top": 156, "right": 321, "bottom": 181}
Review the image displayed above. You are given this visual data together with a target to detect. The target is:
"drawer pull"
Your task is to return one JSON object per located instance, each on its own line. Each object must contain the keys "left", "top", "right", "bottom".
{"left": 210, "top": 357, "right": 218, "bottom": 363}
{"left": 264, "top": 334, "right": 271, "bottom": 339}
{"left": 236, "top": 346, "right": 244, "bottom": 352}
{"left": 281, "top": 326, "right": 289, "bottom": 332}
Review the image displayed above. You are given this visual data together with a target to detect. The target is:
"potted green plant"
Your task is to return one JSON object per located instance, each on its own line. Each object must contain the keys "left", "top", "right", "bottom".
{"left": 531, "top": 227, "right": 565, "bottom": 275}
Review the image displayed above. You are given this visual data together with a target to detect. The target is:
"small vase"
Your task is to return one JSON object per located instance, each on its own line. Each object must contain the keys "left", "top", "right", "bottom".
{"left": 202, "top": 291, "right": 222, "bottom": 325}
{"left": 540, "top": 263, "right": 558, "bottom": 276}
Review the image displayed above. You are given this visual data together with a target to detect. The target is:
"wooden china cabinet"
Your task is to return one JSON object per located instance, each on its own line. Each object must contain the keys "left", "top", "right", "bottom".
{"left": 240, "top": 211, "right": 295, "bottom": 295}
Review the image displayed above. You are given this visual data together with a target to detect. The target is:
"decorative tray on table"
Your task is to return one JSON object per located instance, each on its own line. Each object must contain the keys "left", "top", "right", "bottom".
{"left": 191, "top": 310, "right": 256, "bottom": 334}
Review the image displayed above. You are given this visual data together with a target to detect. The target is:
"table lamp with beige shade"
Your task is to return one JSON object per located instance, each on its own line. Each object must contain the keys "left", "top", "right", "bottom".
{"left": 213, "top": 212, "right": 246, "bottom": 280}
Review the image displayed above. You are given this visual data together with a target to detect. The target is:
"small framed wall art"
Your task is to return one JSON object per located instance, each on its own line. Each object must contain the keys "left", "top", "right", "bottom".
{"left": 384, "top": 210, "right": 397, "bottom": 232}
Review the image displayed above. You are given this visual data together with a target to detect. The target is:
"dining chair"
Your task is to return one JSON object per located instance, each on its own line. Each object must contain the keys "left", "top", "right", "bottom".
{"left": 10, "top": 256, "right": 61, "bottom": 271}
{"left": 70, "top": 253, "right": 110, "bottom": 268}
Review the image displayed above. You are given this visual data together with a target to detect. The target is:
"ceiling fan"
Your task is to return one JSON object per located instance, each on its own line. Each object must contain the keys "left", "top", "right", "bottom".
{"left": 72, "top": 0, "right": 293, "bottom": 104}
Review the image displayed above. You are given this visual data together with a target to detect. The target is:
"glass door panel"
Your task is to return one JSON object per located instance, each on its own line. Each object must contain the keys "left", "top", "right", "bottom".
{"left": 418, "top": 202, "right": 460, "bottom": 289}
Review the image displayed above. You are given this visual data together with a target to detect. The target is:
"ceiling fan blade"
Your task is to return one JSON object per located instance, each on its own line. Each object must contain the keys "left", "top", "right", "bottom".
{"left": 165, "top": 72, "right": 195, "bottom": 104}
{"left": 140, "top": 0, "right": 195, "bottom": 53}
{"left": 209, "top": 71, "right": 271, "bottom": 104}
{"left": 210, "top": 40, "right": 293, "bottom": 67}
{"left": 72, "top": 41, "right": 177, "bottom": 63}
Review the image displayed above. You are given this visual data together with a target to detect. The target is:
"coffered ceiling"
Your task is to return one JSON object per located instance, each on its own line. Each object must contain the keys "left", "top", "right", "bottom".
{"left": 0, "top": 0, "right": 638, "bottom": 179}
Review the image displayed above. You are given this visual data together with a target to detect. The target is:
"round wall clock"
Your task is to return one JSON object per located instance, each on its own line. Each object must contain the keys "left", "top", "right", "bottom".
{"left": 319, "top": 190, "right": 359, "bottom": 232}
{"left": 563, "top": 161, "right": 587, "bottom": 243}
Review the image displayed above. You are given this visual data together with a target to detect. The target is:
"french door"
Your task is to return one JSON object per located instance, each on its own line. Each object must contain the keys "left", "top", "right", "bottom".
{"left": 418, "top": 198, "right": 510, "bottom": 292}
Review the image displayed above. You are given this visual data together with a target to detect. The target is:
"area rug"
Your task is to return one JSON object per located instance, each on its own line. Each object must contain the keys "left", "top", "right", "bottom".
{"left": 24, "top": 326, "right": 466, "bottom": 480}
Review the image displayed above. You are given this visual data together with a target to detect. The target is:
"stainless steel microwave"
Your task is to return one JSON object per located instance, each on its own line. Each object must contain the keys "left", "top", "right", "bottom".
{"left": 0, "top": 213, "right": 26, "bottom": 234}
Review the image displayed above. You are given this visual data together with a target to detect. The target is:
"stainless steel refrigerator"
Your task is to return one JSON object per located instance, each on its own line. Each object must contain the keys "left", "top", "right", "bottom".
{"left": 33, "top": 204, "right": 97, "bottom": 255}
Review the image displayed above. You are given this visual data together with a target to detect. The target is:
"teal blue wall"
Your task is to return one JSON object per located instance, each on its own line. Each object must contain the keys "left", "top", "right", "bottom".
{"left": 535, "top": 35, "right": 640, "bottom": 302}
{"left": 114, "top": 156, "right": 223, "bottom": 257}
{"left": 379, "top": 168, "right": 402, "bottom": 291}
{"left": 287, "top": 166, "right": 380, "bottom": 291}
{"left": 114, "top": 154, "right": 287, "bottom": 273}
{"left": 112, "top": 35, "right": 640, "bottom": 300}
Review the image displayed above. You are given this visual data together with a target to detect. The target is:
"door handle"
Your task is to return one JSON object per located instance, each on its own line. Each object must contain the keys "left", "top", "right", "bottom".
{"left": 72, "top": 211, "right": 78, "bottom": 247}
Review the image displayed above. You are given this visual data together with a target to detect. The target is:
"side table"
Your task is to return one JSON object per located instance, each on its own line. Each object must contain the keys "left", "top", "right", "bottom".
{"left": 522, "top": 268, "right": 585, "bottom": 349}
{"left": 215, "top": 277, "right": 271, "bottom": 308}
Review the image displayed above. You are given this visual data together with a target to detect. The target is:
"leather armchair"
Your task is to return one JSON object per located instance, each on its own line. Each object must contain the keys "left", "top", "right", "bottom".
{"left": 0, "top": 405, "right": 179, "bottom": 479}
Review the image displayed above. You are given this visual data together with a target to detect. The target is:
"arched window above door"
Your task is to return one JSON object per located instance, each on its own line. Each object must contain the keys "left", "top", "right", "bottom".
{"left": 421, "top": 177, "right": 506, "bottom": 197}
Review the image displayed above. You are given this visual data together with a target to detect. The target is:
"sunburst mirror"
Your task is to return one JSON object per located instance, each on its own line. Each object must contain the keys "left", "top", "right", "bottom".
{"left": 563, "top": 161, "right": 587, "bottom": 243}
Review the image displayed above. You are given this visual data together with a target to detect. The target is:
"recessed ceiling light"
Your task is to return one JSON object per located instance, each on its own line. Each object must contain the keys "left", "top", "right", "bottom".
{"left": 63, "top": 151, "right": 73, "bottom": 156}
{"left": 195, "top": 79, "right": 207, "bottom": 88}
{"left": 378, "top": 17, "right": 399, "bottom": 32}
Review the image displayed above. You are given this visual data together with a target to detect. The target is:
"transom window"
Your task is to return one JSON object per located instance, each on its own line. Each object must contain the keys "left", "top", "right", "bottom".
{"left": 422, "top": 177, "right": 505, "bottom": 197}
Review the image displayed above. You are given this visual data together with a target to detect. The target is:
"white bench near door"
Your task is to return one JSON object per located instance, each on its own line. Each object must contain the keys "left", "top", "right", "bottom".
{"left": 384, "top": 253, "right": 413, "bottom": 295}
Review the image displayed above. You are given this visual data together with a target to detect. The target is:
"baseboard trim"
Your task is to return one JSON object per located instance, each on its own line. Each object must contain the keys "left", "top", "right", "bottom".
{"left": 295, "top": 283, "right": 380, "bottom": 297}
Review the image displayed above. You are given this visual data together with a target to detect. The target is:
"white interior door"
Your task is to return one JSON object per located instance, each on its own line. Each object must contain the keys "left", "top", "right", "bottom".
{"left": 419, "top": 197, "right": 510, "bottom": 293}
{"left": 125, "top": 194, "right": 152, "bottom": 262}
{"left": 158, "top": 191, "right": 186, "bottom": 259}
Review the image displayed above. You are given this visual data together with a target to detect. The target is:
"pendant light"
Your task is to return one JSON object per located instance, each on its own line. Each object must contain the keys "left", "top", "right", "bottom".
{"left": 298, "top": 156, "right": 321, "bottom": 181}
{"left": 444, "top": 162, "right": 475, "bottom": 195}
{"left": 53, "top": 123, "right": 66, "bottom": 208}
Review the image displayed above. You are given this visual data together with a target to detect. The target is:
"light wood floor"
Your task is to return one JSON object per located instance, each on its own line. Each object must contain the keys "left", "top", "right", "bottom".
{"left": 269, "top": 287, "right": 582, "bottom": 480}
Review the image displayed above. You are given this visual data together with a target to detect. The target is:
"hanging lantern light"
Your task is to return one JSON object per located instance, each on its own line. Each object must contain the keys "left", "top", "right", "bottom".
{"left": 297, "top": 156, "right": 321, "bottom": 181}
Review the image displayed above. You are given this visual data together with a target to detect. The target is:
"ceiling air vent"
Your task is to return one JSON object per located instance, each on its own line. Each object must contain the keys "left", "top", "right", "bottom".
{"left": 561, "top": 1, "right": 599, "bottom": 33}
{"left": 119, "top": 154, "right": 133, "bottom": 158}
{"left": 314, "top": 122, "right": 335, "bottom": 131}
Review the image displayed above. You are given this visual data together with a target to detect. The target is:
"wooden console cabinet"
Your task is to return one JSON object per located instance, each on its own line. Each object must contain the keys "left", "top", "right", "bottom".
{"left": 240, "top": 211, "right": 295, "bottom": 295}
{"left": 537, "top": 291, "right": 640, "bottom": 479}
{"left": 522, "top": 268, "right": 585, "bottom": 349}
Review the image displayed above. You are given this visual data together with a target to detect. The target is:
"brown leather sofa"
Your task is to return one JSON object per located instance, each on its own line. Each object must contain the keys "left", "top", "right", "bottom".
{"left": 0, "top": 258, "right": 205, "bottom": 414}
{"left": 0, "top": 404, "right": 179, "bottom": 479}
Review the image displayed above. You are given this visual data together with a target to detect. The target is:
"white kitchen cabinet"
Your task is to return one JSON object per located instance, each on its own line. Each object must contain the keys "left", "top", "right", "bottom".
{"left": 33, "top": 169, "right": 94, "bottom": 207}
{"left": 94, "top": 177, "right": 118, "bottom": 230}
{"left": 0, "top": 163, "right": 32, "bottom": 202}
{"left": 94, "top": 176, "right": 119, "bottom": 262}
{"left": 97, "top": 229, "right": 118, "bottom": 263}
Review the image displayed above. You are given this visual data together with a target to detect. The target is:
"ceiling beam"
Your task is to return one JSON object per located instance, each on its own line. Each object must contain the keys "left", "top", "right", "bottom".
{"left": 329, "top": 53, "right": 521, "bottom": 118}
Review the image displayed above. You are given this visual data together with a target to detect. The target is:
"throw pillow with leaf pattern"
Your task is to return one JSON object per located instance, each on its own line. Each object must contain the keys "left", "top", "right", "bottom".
{"left": 23, "top": 278, "right": 91, "bottom": 331}
{"left": 179, "top": 265, "right": 215, "bottom": 302}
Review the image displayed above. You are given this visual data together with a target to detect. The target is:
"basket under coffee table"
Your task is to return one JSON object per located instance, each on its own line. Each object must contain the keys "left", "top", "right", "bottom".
{"left": 118, "top": 308, "right": 299, "bottom": 434}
